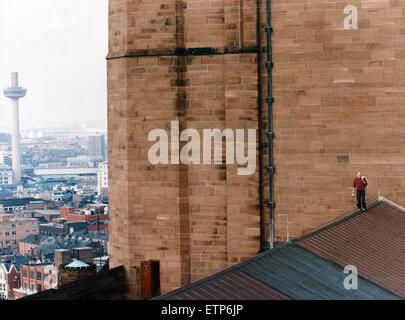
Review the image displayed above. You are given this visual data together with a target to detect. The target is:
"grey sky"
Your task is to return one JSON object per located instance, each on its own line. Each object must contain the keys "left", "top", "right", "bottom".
{"left": 0, "top": 0, "right": 108, "bottom": 130}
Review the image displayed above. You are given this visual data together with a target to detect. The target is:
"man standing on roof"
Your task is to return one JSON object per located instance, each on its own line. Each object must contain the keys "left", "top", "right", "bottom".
{"left": 352, "top": 172, "right": 368, "bottom": 211}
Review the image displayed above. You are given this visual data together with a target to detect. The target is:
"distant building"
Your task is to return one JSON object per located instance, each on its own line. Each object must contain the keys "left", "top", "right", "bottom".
{"left": 51, "top": 186, "right": 73, "bottom": 203}
{"left": 15, "top": 209, "right": 60, "bottom": 224}
{"left": 39, "top": 221, "right": 87, "bottom": 237}
{"left": 0, "top": 263, "right": 19, "bottom": 300}
{"left": 59, "top": 206, "right": 75, "bottom": 217}
{"left": 14, "top": 187, "right": 52, "bottom": 202}
{"left": 0, "top": 214, "right": 39, "bottom": 250}
{"left": 0, "top": 167, "right": 13, "bottom": 185}
{"left": 88, "top": 135, "right": 105, "bottom": 160}
{"left": 13, "top": 263, "right": 58, "bottom": 299}
{"left": 55, "top": 247, "right": 96, "bottom": 287}
{"left": 0, "top": 134, "right": 11, "bottom": 145}
{"left": 31, "top": 210, "right": 60, "bottom": 223}
{"left": 34, "top": 167, "right": 98, "bottom": 177}
{"left": 67, "top": 155, "right": 102, "bottom": 168}
{"left": 0, "top": 153, "right": 12, "bottom": 167}
{"left": 0, "top": 198, "right": 53, "bottom": 212}
{"left": 59, "top": 205, "right": 108, "bottom": 233}
{"left": 70, "top": 233, "right": 107, "bottom": 256}
{"left": 97, "top": 161, "right": 108, "bottom": 197}
{"left": 18, "top": 234, "right": 45, "bottom": 256}
{"left": 19, "top": 233, "right": 103, "bottom": 258}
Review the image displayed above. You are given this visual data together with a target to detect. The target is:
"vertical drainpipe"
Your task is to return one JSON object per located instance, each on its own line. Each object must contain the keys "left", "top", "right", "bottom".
{"left": 266, "top": 0, "right": 276, "bottom": 249}
{"left": 256, "top": 0, "right": 265, "bottom": 253}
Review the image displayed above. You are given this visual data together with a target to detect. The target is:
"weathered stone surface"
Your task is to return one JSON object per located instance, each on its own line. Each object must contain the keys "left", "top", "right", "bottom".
{"left": 108, "top": 0, "right": 405, "bottom": 299}
{"left": 108, "top": 0, "right": 261, "bottom": 299}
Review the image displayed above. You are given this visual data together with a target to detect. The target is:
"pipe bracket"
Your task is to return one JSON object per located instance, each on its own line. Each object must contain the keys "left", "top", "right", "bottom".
{"left": 268, "top": 202, "right": 276, "bottom": 209}
{"left": 267, "top": 167, "right": 276, "bottom": 174}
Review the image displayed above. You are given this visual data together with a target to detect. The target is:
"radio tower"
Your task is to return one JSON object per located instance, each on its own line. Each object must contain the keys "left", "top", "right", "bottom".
{"left": 3, "top": 72, "right": 26, "bottom": 184}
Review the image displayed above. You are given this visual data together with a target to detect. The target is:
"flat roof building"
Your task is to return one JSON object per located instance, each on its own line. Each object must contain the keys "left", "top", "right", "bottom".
{"left": 0, "top": 214, "right": 39, "bottom": 251}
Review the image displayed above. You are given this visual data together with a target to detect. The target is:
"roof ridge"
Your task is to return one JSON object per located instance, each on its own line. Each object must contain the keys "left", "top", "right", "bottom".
{"left": 377, "top": 196, "right": 405, "bottom": 211}
{"left": 156, "top": 197, "right": 405, "bottom": 300}
{"left": 291, "top": 197, "right": 383, "bottom": 244}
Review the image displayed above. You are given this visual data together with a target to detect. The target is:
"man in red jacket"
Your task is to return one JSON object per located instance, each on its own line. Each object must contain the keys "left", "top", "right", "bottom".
{"left": 352, "top": 172, "right": 368, "bottom": 211}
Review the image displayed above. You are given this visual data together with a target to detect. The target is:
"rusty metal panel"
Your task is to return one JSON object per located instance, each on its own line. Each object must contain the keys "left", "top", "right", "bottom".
{"left": 156, "top": 241, "right": 401, "bottom": 300}
{"left": 155, "top": 270, "right": 290, "bottom": 300}
{"left": 298, "top": 199, "right": 405, "bottom": 298}
{"left": 239, "top": 245, "right": 400, "bottom": 300}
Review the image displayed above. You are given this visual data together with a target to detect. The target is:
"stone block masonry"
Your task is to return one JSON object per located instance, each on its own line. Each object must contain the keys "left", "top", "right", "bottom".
{"left": 270, "top": 0, "right": 405, "bottom": 241}
{"left": 108, "top": 0, "right": 261, "bottom": 298}
{"left": 108, "top": 0, "right": 405, "bottom": 298}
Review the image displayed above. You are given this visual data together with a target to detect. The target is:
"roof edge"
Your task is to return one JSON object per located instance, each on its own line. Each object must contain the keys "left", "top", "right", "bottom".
{"left": 295, "top": 245, "right": 404, "bottom": 300}
{"left": 154, "top": 242, "right": 292, "bottom": 300}
{"left": 156, "top": 196, "right": 405, "bottom": 300}
{"left": 377, "top": 196, "right": 405, "bottom": 212}
{"left": 291, "top": 197, "right": 383, "bottom": 244}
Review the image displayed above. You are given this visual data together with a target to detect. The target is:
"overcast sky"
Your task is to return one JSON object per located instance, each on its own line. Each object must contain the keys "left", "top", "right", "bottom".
{"left": 0, "top": 0, "right": 108, "bottom": 130}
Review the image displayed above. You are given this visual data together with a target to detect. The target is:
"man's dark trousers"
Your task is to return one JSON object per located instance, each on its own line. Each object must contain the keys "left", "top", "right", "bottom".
{"left": 357, "top": 190, "right": 366, "bottom": 210}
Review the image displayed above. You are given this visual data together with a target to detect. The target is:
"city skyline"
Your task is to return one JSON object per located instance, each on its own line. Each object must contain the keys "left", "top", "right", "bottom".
{"left": 0, "top": 0, "right": 108, "bottom": 128}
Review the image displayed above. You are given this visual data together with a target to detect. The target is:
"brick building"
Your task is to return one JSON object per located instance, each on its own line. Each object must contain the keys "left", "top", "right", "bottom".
{"left": 0, "top": 263, "right": 19, "bottom": 300}
{"left": 15, "top": 209, "right": 60, "bottom": 223}
{"left": 39, "top": 221, "right": 87, "bottom": 236}
{"left": 0, "top": 198, "right": 54, "bottom": 212}
{"left": 18, "top": 235, "right": 42, "bottom": 256}
{"left": 0, "top": 214, "right": 39, "bottom": 250}
{"left": 13, "top": 264, "right": 58, "bottom": 299}
{"left": 54, "top": 248, "right": 97, "bottom": 286}
{"left": 107, "top": 0, "right": 405, "bottom": 299}
{"left": 58, "top": 205, "right": 108, "bottom": 232}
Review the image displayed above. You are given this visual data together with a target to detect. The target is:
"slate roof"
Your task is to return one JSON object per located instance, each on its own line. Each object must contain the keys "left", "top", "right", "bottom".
{"left": 20, "top": 234, "right": 97, "bottom": 258}
{"left": 0, "top": 198, "right": 47, "bottom": 207}
{"left": 20, "top": 234, "right": 48, "bottom": 245}
{"left": 35, "top": 216, "right": 49, "bottom": 224}
{"left": 156, "top": 196, "right": 405, "bottom": 300}
{"left": 2, "top": 263, "right": 13, "bottom": 273}
{"left": 1, "top": 255, "right": 32, "bottom": 272}
{"left": 0, "top": 247, "right": 13, "bottom": 256}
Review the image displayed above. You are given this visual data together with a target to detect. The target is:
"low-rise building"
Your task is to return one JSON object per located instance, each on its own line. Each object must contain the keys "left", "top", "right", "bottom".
{"left": 39, "top": 221, "right": 87, "bottom": 237}
{"left": 59, "top": 205, "right": 108, "bottom": 233}
{"left": 13, "top": 264, "right": 58, "bottom": 299}
{"left": 67, "top": 155, "right": 102, "bottom": 168}
{"left": 0, "top": 198, "right": 54, "bottom": 212}
{"left": 55, "top": 247, "right": 97, "bottom": 287}
{"left": 32, "top": 210, "right": 60, "bottom": 222}
{"left": 15, "top": 209, "right": 60, "bottom": 223}
{"left": 0, "top": 167, "right": 13, "bottom": 185}
{"left": 0, "top": 263, "right": 19, "bottom": 300}
{"left": 18, "top": 233, "right": 102, "bottom": 258}
{"left": 0, "top": 214, "right": 39, "bottom": 250}
{"left": 51, "top": 186, "right": 72, "bottom": 203}
{"left": 97, "top": 161, "right": 108, "bottom": 197}
{"left": 18, "top": 234, "right": 48, "bottom": 256}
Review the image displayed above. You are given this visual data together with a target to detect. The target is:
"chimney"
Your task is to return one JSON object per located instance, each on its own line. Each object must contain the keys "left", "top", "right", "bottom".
{"left": 72, "top": 247, "right": 94, "bottom": 265}
{"left": 54, "top": 249, "right": 71, "bottom": 270}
